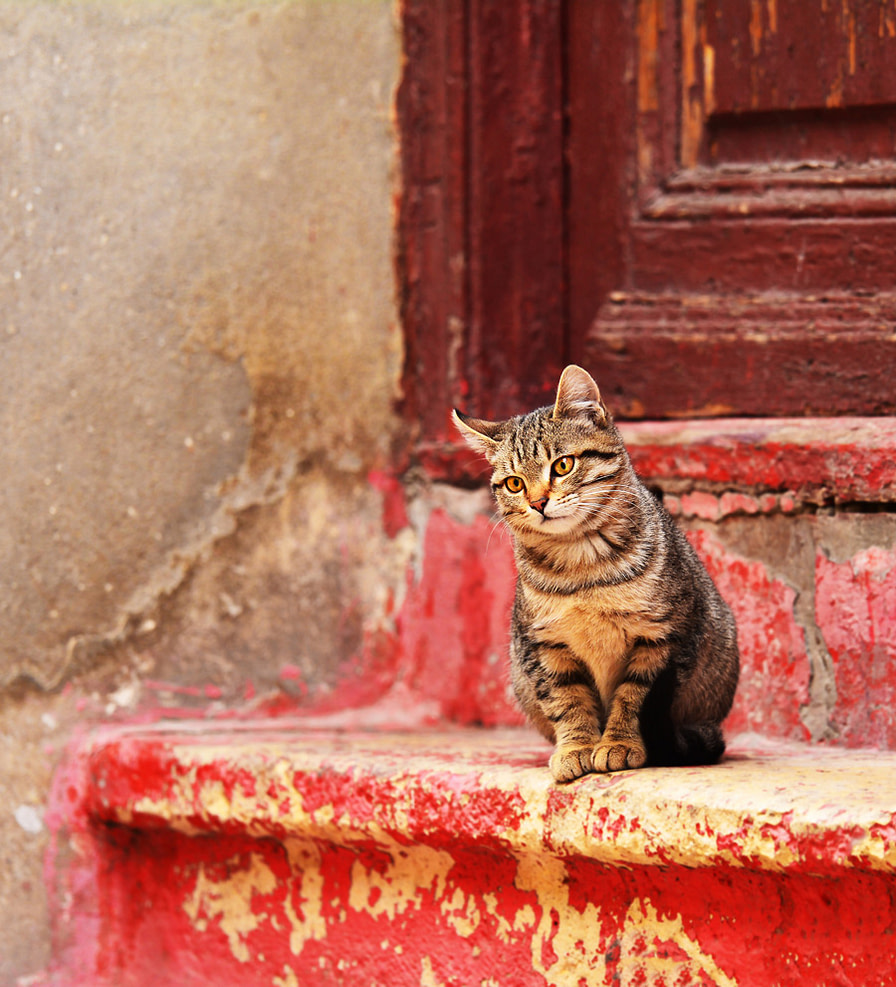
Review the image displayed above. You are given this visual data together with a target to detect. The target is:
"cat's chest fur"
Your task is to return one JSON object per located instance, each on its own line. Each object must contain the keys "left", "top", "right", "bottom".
{"left": 520, "top": 578, "right": 665, "bottom": 705}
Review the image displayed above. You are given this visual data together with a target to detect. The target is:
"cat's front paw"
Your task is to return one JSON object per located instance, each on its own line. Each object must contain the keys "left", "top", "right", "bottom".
{"left": 549, "top": 745, "right": 594, "bottom": 783}
{"left": 592, "top": 738, "right": 647, "bottom": 772}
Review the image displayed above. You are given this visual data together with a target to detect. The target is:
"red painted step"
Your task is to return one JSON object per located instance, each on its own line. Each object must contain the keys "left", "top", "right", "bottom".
{"left": 44, "top": 723, "right": 896, "bottom": 986}
{"left": 36, "top": 418, "right": 896, "bottom": 985}
{"left": 421, "top": 417, "right": 896, "bottom": 504}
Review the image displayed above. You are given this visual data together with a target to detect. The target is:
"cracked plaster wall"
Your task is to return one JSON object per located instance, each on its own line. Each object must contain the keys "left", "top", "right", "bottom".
{"left": 682, "top": 511, "right": 896, "bottom": 744}
{"left": 0, "top": 2, "right": 402, "bottom": 980}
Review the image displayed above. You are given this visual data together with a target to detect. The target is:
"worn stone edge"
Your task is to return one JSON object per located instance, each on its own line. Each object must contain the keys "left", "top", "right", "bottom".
{"left": 78, "top": 725, "right": 896, "bottom": 877}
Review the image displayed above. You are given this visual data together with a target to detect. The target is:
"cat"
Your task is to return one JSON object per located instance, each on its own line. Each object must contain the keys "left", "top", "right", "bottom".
{"left": 453, "top": 365, "right": 739, "bottom": 782}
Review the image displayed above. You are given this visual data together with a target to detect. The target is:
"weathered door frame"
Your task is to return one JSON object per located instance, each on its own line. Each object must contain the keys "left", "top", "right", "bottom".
{"left": 397, "top": 0, "right": 568, "bottom": 453}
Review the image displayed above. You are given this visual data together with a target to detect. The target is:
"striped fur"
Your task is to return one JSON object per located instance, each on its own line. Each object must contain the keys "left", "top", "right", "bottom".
{"left": 454, "top": 365, "right": 739, "bottom": 782}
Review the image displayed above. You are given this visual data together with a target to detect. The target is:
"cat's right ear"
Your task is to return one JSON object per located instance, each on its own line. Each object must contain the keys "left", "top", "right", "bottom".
{"left": 452, "top": 409, "right": 505, "bottom": 461}
{"left": 553, "top": 365, "right": 608, "bottom": 423}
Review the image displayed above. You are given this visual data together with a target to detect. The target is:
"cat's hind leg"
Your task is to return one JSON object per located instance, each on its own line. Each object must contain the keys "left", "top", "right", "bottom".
{"left": 672, "top": 722, "right": 726, "bottom": 765}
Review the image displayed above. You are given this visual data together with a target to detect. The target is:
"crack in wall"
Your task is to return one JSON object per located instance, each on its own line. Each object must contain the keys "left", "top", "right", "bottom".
{"left": 8, "top": 452, "right": 304, "bottom": 694}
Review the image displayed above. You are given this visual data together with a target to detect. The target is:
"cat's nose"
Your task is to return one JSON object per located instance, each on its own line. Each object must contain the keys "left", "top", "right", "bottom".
{"left": 530, "top": 496, "right": 549, "bottom": 515}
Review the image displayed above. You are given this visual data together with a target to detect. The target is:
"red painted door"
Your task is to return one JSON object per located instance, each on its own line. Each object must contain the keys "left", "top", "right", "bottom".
{"left": 399, "top": 0, "right": 896, "bottom": 446}
{"left": 569, "top": 0, "right": 896, "bottom": 419}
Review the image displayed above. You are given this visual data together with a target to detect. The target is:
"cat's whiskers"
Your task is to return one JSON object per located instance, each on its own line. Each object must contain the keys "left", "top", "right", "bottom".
{"left": 542, "top": 486, "right": 643, "bottom": 536}
{"left": 485, "top": 508, "right": 512, "bottom": 554}
{"left": 591, "top": 490, "right": 643, "bottom": 514}
{"left": 578, "top": 488, "right": 643, "bottom": 526}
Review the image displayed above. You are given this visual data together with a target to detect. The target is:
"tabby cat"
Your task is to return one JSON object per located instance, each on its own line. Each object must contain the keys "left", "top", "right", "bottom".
{"left": 454, "top": 365, "right": 739, "bottom": 782}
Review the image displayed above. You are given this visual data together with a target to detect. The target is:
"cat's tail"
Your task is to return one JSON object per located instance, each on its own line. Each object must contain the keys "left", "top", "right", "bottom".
{"left": 646, "top": 722, "right": 726, "bottom": 767}
{"left": 671, "top": 722, "right": 726, "bottom": 766}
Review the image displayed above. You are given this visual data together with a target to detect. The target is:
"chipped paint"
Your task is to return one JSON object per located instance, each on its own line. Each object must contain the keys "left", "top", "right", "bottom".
{"left": 619, "top": 898, "right": 738, "bottom": 987}
{"left": 85, "top": 728, "right": 896, "bottom": 874}
{"left": 38, "top": 414, "right": 896, "bottom": 984}
{"left": 691, "top": 529, "right": 812, "bottom": 743}
{"left": 282, "top": 840, "right": 327, "bottom": 955}
{"left": 514, "top": 853, "right": 606, "bottom": 984}
{"left": 347, "top": 839, "right": 454, "bottom": 924}
{"left": 44, "top": 724, "right": 896, "bottom": 985}
{"left": 817, "top": 544, "right": 896, "bottom": 747}
{"left": 183, "top": 852, "right": 277, "bottom": 962}
{"left": 702, "top": 40, "right": 716, "bottom": 117}
{"left": 622, "top": 416, "right": 896, "bottom": 506}
{"left": 420, "top": 956, "right": 444, "bottom": 987}
{"left": 882, "top": 0, "right": 896, "bottom": 38}
{"left": 845, "top": 0, "right": 857, "bottom": 74}
{"left": 272, "top": 966, "right": 298, "bottom": 987}
{"left": 749, "top": 0, "right": 764, "bottom": 55}
{"left": 636, "top": 0, "right": 661, "bottom": 182}
{"left": 826, "top": 67, "right": 844, "bottom": 107}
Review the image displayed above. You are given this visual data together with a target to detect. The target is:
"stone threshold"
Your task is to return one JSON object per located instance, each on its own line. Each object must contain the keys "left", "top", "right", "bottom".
{"left": 418, "top": 416, "right": 896, "bottom": 508}
{"left": 83, "top": 722, "right": 896, "bottom": 876}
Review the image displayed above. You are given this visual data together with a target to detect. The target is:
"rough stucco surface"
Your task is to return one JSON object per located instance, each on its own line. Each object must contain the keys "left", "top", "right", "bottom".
{"left": 0, "top": 2, "right": 401, "bottom": 980}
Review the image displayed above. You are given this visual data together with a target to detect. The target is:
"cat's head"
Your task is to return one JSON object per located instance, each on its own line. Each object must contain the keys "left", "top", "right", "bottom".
{"left": 453, "top": 365, "right": 627, "bottom": 539}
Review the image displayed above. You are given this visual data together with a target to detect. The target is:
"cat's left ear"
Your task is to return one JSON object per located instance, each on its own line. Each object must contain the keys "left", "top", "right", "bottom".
{"left": 452, "top": 409, "right": 506, "bottom": 461}
{"left": 552, "top": 365, "right": 608, "bottom": 422}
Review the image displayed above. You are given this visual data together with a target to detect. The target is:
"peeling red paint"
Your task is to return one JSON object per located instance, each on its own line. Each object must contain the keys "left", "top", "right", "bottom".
{"left": 34, "top": 411, "right": 896, "bottom": 983}
{"left": 418, "top": 417, "right": 896, "bottom": 507}
{"left": 666, "top": 488, "right": 804, "bottom": 520}
{"left": 690, "top": 529, "right": 812, "bottom": 742}
{"left": 41, "top": 727, "right": 896, "bottom": 986}
{"left": 623, "top": 417, "right": 896, "bottom": 504}
{"left": 263, "top": 487, "right": 893, "bottom": 752}
{"left": 393, "top": 508, "right": 521, "bottom": 727}
{"left": 368, "top": 469, "right": 411, "bottom": 539}
{"left": 817, "top": 545, "right": 896, "bottom": 748}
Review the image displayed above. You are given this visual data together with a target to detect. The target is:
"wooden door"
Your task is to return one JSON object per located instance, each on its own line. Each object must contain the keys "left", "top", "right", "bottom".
{"left": 398, "top": 0, "right": 896, "bottom": 453}
{"left": 568, "top": 0, "right": 896, "bottom": 419}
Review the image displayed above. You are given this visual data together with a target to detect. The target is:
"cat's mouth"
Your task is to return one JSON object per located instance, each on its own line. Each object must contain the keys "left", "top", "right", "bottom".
{"left": 526, "top": 509, "right": 580, "bottom": 534}
{"left": 506, "top": 504, "right": 583, "bottom": 537}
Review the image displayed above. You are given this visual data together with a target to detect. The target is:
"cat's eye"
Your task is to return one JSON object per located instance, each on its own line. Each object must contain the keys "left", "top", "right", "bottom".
{"left": 552, "top": 456, "right": 575, "bottom": 477}
{"left": 504, "top": 476, "right": 525, "bottom": 494}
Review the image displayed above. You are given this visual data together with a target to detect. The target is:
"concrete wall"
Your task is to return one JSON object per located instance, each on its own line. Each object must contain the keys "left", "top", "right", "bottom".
{"left": 0, "top": 2, "right": 403, "bottom": 980}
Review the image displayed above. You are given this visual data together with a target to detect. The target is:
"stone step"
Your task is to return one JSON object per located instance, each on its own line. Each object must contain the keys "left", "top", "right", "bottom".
{"left": 424, "top": 416, "right": 896, "bottom": 506}
{"left": 46, "top": 723, "right": 896, "bottom": 986}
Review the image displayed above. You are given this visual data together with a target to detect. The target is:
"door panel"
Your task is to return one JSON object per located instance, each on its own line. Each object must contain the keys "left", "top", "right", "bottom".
{"left": 705, "top": 1, "right": 896, "bottom": 119}
{"left": 571, "top": 0, "right": 896, "bottom": 418}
